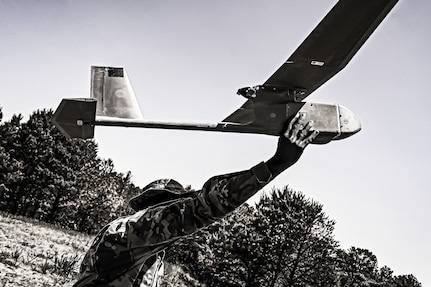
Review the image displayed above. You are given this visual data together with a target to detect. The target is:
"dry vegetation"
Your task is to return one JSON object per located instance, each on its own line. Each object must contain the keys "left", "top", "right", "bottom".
{"left": 0, "top": 212, "right": 201, "bottom": 287}
{"left": 0, "top": 212, "right": 92, "bottom": 286}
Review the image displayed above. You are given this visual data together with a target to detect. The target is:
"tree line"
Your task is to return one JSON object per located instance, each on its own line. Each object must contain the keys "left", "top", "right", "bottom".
{"left": 166, "top": 189, "right": 421, "bottom": 286}
{"left": 0, "top": 107, "right": 422, "bottom": 286}
{"left": 0, "top": 108, "right": 140, "bottom": 233}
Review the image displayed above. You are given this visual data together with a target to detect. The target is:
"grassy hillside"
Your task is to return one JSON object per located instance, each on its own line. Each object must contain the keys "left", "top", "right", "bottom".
{"left": 0, "top": 213, "right": 202, "bottom": 287}
{"left": 0, "top": 212, "right": 92, "bottom": 286}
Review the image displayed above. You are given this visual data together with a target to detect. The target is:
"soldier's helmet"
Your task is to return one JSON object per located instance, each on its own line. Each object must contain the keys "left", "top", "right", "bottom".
{"left": 129, "top": 178, "right": 196, "bottom": 211}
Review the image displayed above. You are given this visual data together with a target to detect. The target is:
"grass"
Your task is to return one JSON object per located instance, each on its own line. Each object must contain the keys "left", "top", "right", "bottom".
{"left": 0, "top": 212, "right": 92, "bottom": 287}
{"left": 0, "top": 212, "right": 202, "bottom": 287}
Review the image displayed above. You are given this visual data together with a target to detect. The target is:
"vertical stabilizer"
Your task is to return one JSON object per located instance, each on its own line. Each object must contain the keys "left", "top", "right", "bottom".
{"left": 90, "top": 66, "right": 143, "bottom": 119}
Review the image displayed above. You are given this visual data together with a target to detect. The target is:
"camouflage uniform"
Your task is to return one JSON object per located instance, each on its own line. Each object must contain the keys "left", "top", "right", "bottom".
{"left": 73, "top": 162, "right": 273, "bottom": 287}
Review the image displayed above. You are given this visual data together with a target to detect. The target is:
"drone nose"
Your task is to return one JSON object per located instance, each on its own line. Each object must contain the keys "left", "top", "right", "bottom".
{"left": 338, "top": 104, "right": 361, "bottom": 139}
{"left": 293, "top": 102, "right": 361, "bottom": 144}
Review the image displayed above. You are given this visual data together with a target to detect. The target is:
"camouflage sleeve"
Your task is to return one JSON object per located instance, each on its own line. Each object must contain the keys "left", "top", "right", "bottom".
{"left": 73, "top": 162, "right": 273, "bottom": 286}
{"left": 127, "top": 162, "right": 273, "bottom": 247}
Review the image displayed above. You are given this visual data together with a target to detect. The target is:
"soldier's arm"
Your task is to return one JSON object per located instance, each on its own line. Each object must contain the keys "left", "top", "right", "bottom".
{"left": 128, "top": 113, "right": 318, "bottom": 246}
{"left": 73, "top": 114, "right": 318, "bottom": 285}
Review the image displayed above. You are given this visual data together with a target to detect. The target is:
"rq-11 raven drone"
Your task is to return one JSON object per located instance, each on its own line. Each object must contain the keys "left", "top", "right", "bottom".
{"left": 53, "top": 0, "right": 398, "bottom": 143}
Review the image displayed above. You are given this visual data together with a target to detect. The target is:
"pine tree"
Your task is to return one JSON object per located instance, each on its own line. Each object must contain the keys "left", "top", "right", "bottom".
{"left": 254, "top": 187, "right": 338, "bottom": 286}
{"left": 0, "top": 113, "right": 25, "bottom": 213}
{"left": 168, "top": 187, "right": 339, "bottom": 287}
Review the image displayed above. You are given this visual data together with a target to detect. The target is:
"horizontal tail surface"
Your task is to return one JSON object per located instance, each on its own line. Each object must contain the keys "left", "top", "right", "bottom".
{"left": 52, "top": 98, "right": 96, "bottom": 139}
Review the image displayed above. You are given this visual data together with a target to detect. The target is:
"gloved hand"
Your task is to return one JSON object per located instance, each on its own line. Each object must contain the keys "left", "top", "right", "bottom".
{"left": 266, "top": 112, "right": 319, "bottom": 176}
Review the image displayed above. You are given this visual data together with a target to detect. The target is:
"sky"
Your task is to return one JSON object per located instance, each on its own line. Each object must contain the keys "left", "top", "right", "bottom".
{"left": 1, "top": 0, "right": 430, "bottom": 285}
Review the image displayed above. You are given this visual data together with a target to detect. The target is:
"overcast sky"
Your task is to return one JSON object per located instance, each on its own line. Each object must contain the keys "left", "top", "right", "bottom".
{"left": 1, "top": 0, "right": 430, "bottom": 285}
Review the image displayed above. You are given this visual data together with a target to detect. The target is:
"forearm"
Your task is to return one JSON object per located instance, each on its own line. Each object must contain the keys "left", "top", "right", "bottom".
{"left": 204, "top": 162, "right": 273, "bottom": 216}
{"left": 265, "top": 153, "right": 297, "bottom": 178}
{"left": 130, "top": 162, "right": 273, "bottom": 246}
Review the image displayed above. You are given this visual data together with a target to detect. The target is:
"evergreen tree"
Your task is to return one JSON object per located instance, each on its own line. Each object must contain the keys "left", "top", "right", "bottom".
{"left": 167, "top": 205, "right": 256, "bottom": 287}
{"left": 393, "top": 274, "right": 422, "bottom": 287}
{"left": 335, "top": 247, "right": 381, "bottom": 286}
{"left": 335, "top": 247, "right": 422, "bottom": 286}
{"left": 0, "top": 113, "right": 25, "bottom": 213}
{"left": 0, "top": 108, "right": 140, "bottom": 232}
{"left": 69, "top": 158, "right": 139, "bottom": 233}
{"left": 254, "top": 187, "right": 338, "bottom": 286}
{"left": 168, "top": 187, "right": 339, "bottom": 287}
{"left": 11, "top": 109, "right": 100, "bottom": 222}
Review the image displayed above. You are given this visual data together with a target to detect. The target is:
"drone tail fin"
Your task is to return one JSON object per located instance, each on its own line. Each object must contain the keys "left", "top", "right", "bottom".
{"left": 90, "top": 66, "right": 144, "bottom": 120}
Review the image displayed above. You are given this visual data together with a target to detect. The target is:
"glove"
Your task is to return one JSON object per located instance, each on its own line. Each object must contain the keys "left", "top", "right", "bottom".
{"left": 266, "top": 112, "right": 319, "bottom": 176}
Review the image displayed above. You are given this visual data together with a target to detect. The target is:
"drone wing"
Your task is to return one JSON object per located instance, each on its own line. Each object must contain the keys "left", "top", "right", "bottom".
{"left": 264, "top": 0, "right": 398, "bottom": 101}
{"left": 222, "top": 0, "right": 397, "bottom": 141}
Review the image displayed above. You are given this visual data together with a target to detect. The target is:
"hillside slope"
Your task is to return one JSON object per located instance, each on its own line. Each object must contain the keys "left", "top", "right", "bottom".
{"left": 0, "top": 213, "right": 92, "bottom": 287}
